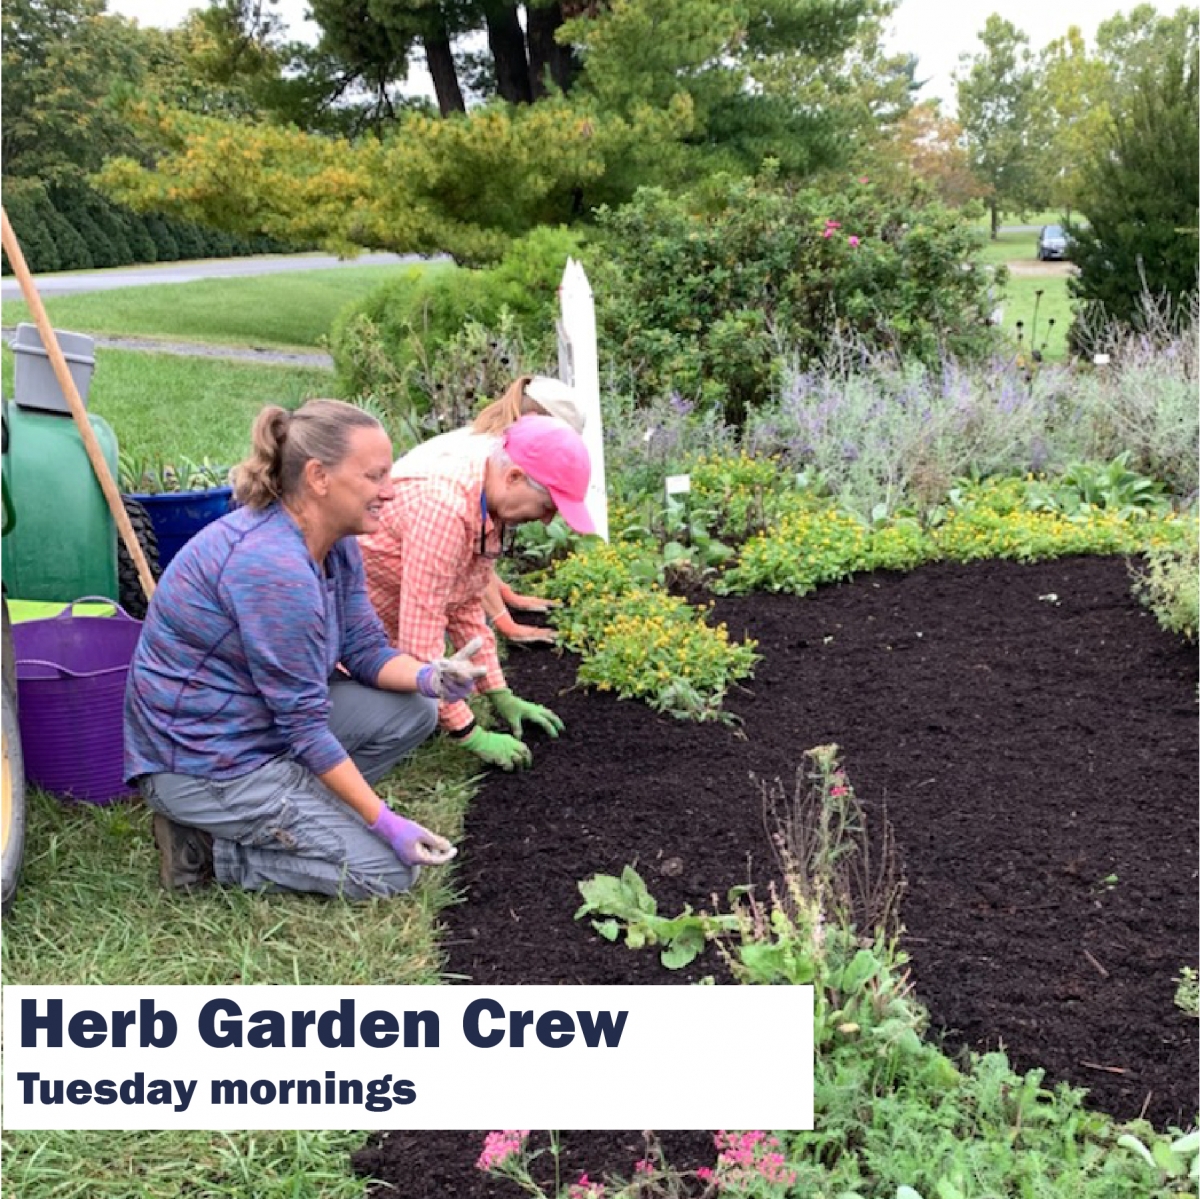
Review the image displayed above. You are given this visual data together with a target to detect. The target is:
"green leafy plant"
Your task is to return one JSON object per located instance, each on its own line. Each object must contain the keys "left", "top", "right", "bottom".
{"left": 1132, "top": 527, "right": 1199, "bottom": 642}
{"left": 119, "top": 451, "right": 231, "bottom": 494}
{"left": 512, "top": 514, "right": 586, "bottom": 570}
{"left": 1173, "top": 966, "right": 1200, "bottom": 1018}
{"left": 1115, "top": 1128, "right": 1199, "bottom": 1189}
{"left": 575, "top": 864, "right": 737, "bottom": 969}
{"left": 590, "top": 170, "right": 1001, "bottom": 424}
{"left": 656, "top": 495, "right": 735, "bottom": 581}
{"left": 329, "top": 226, "right": 578, "bottom": 415}
{"left": 544, "top": 538, "right": 758, "bottom": 721}
{"left": 1024, "top": 452, "right": 1172, "bottom": 519}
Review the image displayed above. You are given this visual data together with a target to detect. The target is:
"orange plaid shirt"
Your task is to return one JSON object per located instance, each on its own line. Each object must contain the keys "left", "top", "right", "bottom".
{"left": 359, "top": 453, "right": 506, "bottom": 731}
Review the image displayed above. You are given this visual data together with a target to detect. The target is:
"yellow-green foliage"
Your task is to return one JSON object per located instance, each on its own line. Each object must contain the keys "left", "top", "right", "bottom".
{"left": 686, "top": 451, "right": 807, "bottom": 540}
{"left": 1132, "top": 523, "right": 1200, "bottom": 642}
{"left": 97, "top": 97, "right": 692, "bottom": 265}
{"left": 933, "top": 476, "right": 1192, "bottom": 562}
{"left": 719, "top": 474, "right": 1191, "bottom": 595}
{"left": 544, "top": 538, "right": 758, "bottom": 721}
{"left": 719, "top": 506, "right": 873, "bottom": 594}
{"left": 539, "top": 467, "right": 1191, "bottom": 718}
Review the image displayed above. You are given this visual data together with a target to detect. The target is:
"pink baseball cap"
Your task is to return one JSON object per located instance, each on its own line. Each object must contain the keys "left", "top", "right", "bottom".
{"left": 504, "top": 413, "right": 595, "bottom": 535}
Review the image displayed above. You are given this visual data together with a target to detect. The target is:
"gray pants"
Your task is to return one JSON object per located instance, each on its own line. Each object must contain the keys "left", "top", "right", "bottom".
{"left": 139, "top": 678, "right": 439, "bottom": 899}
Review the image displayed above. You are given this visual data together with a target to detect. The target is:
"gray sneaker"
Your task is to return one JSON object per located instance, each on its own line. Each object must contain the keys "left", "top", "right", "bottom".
{"left": 151, "top": 813, "right": 214, "bottom": 891}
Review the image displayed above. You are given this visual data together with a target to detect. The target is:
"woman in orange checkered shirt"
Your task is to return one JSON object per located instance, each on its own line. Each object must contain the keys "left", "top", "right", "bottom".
{"left": 393, "top": 375, "right": 587, "bottom": 645}
{"left": 359, "top": 412, "right": 595, "bottom": 772}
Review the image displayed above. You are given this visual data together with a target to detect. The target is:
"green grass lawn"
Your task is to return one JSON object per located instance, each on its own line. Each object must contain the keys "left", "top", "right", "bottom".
{"left": 2, "top": 1129, "right": 372, "bottom": 1199}
{"left": 964, "top": 225, "right": 1076, "bottom": 361}
{"left": 1, "top": 735, "right": 478, "bottom": 988}
{"left": 1, "top": 733, "right": 481, "bottom": 1197}
{"left": 974, "top": 226, "right": 1043, "bottom": 267}
{"left": 970, "top": 207, "right": 1070, "bottom": 234}
{"left": 1000, "top": 274, "right": 1074, "bottom": 362}
{"left": 2, "top": 346, "right": 335, "bottom": 464}
{"left": 1, "top": 262, "right": 445, "bottom": 352}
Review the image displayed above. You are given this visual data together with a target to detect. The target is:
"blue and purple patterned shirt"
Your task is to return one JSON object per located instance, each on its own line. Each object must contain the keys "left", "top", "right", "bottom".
{"left": 124, "top": 503, "right": 400, "bottom": 782}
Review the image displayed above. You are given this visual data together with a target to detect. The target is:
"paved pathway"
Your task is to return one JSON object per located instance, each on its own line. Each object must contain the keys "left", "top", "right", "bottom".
{"left": 1, "top": 236, "right": 1058, "bottom": 368}
{"left": 0, "top": 251, "right": 423, "bottom": 300}
{"left": 0, "top": 251, "right": 424, "bottom": 366}
{"left": 0, "top": 327, "right": 333, "bottom": 369}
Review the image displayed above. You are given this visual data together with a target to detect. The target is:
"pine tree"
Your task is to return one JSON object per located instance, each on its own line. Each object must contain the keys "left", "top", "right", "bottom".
{"left": 1068, "top": 43, "right": 1199, "bottom": 329}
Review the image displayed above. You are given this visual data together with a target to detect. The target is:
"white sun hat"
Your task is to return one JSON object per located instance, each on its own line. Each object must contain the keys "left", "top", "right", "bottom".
{"left": 524, "top": 376, "right": 587, "bottom": 434}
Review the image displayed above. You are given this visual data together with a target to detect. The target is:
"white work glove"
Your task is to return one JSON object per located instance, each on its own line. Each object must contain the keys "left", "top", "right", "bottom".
{"left": 415, "top": 636, "right": 488, "bottom": 703}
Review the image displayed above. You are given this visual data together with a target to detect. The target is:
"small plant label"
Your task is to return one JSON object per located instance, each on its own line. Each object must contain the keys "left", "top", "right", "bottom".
{"left": 665, "top": 474, "right": 691, "bottom": 497}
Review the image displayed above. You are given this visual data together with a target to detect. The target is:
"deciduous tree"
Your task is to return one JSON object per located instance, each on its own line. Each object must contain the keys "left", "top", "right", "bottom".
{"left": 1, "top": 0, "right": 146, "bottom": 181}
{"left": 1032, "top": 26, "right": 1113, "bottom": 219}
{"left": 955, "top": 14, "right": 1042, "bottom": 238}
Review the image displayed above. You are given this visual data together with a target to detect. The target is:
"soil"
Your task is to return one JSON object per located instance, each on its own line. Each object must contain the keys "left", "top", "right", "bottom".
{"left": 354, "top": 554, "right": 1198, "bottom": 1197}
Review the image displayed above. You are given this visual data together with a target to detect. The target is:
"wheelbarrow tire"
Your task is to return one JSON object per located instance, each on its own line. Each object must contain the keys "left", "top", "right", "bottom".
{"left": 117, "top": 496, "right": 161, "bottom": 620}
{"left": 2, "top": 654, "right": 26, "bottom": 913}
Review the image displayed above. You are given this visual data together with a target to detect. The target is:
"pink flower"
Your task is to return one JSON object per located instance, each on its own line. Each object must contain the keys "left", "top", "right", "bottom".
{"left": 822, "top": 228, "right": 834, "bottom": 238}
{"left": 476, "top": 1130, "right": 529, "bottom": 1171}
{"left": 567, "top": 1174, "right": 605, "bottom": 1199}
{"left": 824, "top": 219, "right": 841, "bottom": 229}
{"left": 858, "top": 175, "right": 869, "bottom": 184}
{"left": 711, "top": 1131, "right": 794, "bottom": 1189}
{"left": 848, "top": 236, "right": 860, "bottom": 248}
{"left": 696, "top": 1166, "right": 714, "bottom": 1181}
{"left": 634, "top": 1159, "right": 655, "bottom": 1175}
{"left": 830, "top": 785, "right": 849, "bottom": 797}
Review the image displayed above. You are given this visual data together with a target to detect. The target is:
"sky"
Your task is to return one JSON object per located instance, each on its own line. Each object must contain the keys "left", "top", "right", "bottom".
{"left": 103, "top": 0, "right": 1150, "bottom": 111}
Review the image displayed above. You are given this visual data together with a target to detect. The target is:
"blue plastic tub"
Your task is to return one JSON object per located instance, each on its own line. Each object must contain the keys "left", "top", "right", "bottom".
{"left": 129, "top": 486, "right": 234, "bottom": 568}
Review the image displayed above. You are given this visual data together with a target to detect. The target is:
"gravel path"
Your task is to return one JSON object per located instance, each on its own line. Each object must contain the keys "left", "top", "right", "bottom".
{"left": 1, "top": 327, "right": 333, "bottom": 370}
{"left": 1006, "top": 260, "right": 1076, "bottom": 278}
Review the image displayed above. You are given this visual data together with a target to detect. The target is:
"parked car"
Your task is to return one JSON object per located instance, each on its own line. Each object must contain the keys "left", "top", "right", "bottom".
{"left": 1037, "top": 224, "right": 1069, "bottom": 261}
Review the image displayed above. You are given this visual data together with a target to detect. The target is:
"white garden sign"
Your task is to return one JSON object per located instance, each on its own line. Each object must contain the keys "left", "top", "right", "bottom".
{"left": 556, "top": 257, "right": 609, "bottom": 542}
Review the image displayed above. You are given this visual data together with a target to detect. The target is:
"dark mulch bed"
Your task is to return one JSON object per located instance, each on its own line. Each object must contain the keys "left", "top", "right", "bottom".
{"left": 353, "top": 1131, "right": 717, "bottom": 1199}
{"left": 355, "top": 555, "right": 1198, "bottom": 1197}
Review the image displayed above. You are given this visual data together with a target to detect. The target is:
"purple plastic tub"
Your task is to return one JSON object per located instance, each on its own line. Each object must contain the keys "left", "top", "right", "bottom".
{"left": 13, "top": 597, "right": 142, "bottom": 804}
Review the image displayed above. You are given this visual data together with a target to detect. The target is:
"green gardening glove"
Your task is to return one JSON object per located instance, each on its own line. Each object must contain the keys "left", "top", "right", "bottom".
{"left": 460, "top": 726, "right": 533, "bottom": 771}
{"left": 488, "top": 689, "right": 565, "bottom": 739}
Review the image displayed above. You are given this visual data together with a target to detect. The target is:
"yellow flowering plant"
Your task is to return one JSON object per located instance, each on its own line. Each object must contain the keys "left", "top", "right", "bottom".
{"left": 542, "top": 539, "right": 758, "bottom": 721}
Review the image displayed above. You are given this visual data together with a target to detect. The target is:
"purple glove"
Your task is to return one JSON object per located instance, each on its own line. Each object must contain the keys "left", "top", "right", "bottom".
{"left": 415, "top": 636, "right": 488, "bottom": 703}
{"left": 370, "top": 805, "right": 457, "bottom": 867}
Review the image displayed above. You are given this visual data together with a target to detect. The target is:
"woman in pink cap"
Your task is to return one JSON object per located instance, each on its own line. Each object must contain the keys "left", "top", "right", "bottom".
{"left": 394, "top": 374, "right": 587, "bottom": 645}
{"left": 359, "top": 413, "right": 595, "bottom": 771}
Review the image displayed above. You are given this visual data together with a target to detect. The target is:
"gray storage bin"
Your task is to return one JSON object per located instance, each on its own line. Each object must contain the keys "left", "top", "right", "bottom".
{"left": 12, "top": 323, "right": 95, "bottom": 414}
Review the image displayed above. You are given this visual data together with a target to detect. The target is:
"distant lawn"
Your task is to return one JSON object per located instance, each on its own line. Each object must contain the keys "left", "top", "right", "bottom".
{"left": 999, "top": 274, "right": 1074, "bottom": 361}
{"left": 974, "top": 227, "right": 1041, "bottom": 267}
{"left": 970, "top": 207, "right": 1070, "bottom": 235}
{"left": 961, "top": 222, "right": 1076, "bottom": 361}
{"left": 1, "top": 262, "right": 448, "bottom": 351}
{"left": 1, "top": 346, "right": 334, "bottom": 464}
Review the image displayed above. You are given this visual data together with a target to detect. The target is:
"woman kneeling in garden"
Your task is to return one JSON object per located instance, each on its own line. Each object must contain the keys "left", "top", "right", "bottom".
{"left": 359, "top": 412, "right": 595, "bottom": 772}
{"left": 124, "top": 399, "right": 484, "bottom": 898}
{"left": 395, "top": 374, "right": 588, "bottom": 646}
